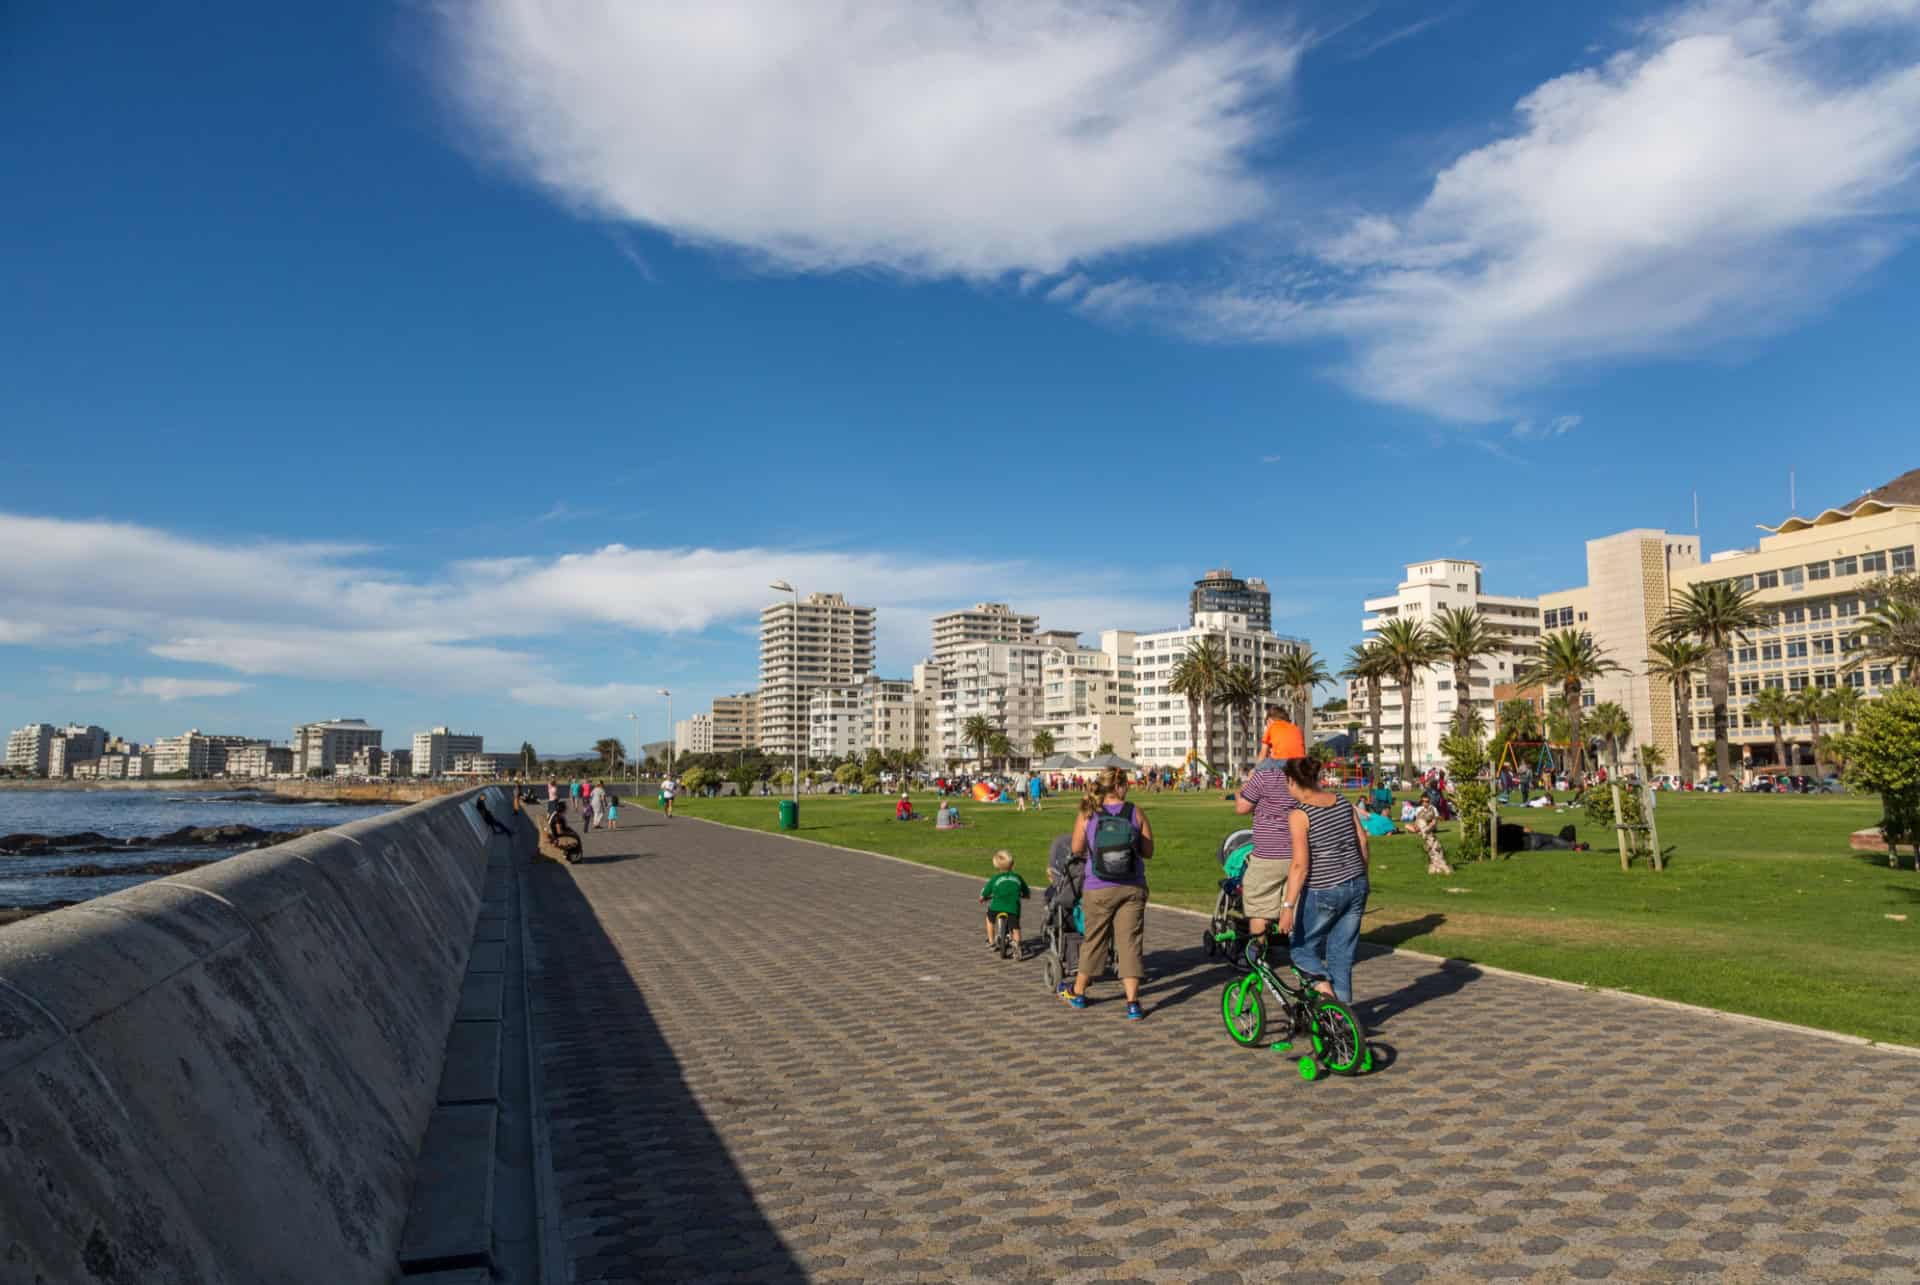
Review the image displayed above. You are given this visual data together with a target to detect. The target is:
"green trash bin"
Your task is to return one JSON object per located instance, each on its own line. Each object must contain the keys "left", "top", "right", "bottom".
{"left": 778, "top": 799, "right": 799, "bottom": 831}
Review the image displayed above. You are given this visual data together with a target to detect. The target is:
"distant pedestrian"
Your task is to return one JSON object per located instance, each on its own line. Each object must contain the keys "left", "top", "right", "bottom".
{"left": 547, "top": 778, "right": 559, "bottom": 804}
{"left": 606, "top": 786, "right": 620, "bottom": 830}
{"left": 661, "top": 775, "right": 678, "bottom": 818}
{"left": 1029, "top": 773, "right": 1043, "bottom": 811}
{"left": 591, "top": 780, "right": 609, "bottom": 830}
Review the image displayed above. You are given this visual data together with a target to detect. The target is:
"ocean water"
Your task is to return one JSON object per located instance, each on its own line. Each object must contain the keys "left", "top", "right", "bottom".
{"left": 0, "top": 788, "right": 396, "bottom": 907}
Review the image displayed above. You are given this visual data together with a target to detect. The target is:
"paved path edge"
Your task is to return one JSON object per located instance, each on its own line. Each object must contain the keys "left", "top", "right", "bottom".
{"left": 662, "top": 808, "right": 1920, "bottom": 1062}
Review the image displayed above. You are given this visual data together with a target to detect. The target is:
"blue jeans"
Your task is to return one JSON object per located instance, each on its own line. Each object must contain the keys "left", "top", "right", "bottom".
{"left": 1290, "top": 875, "right": 1369, "bottom": 1003}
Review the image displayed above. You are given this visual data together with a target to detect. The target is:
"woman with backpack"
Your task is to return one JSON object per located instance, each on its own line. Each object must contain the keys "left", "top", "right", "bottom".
{"left": 1061, "top": 767, "right": 1153, "bottom": 1020}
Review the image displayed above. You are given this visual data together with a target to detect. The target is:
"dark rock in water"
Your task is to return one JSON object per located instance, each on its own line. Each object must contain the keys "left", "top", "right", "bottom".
{"left": 1, "top": 824, "right": 323, "bottom": 856}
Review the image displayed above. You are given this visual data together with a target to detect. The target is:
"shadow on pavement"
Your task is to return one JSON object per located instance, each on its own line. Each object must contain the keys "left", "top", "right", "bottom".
{"left": 1362, "top": 912, "right": 1448, "bottom": 950}
{"left": 526, "top": 863, "right": 805, "bottom": 1282}
{"left": 1356, "top": 958, "right": 1484, "bottom": 1030}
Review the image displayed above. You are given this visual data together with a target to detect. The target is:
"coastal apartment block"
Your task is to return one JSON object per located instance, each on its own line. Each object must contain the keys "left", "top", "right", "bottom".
{"left": 930, "top": 603, "right": 1037, "bottom": 668}
{"left": 413, "top": 727, "right": 483, "bottom": 777}
{"left": 149, "top": 730, "right": 257, "bottom": 776}
{"left": 758, "top": 592, "right": 876, "bottom": 758}
{"left": 6, "top": 723, "right": 57, "bottom": 776}
{"left": 708, "top": 692, "right": 759, "bottom": 752}
{"left": 291, "top": 718, "right": 382, "bottom": 775}
{"left": 1037, "top": 630, "right": 1137, "bottom": 760}
{"left": 1132, "top": 611, "right": 1306, "bottom": 770}
{"left": 675, "top": 713, "right": 715, "bottom": 756}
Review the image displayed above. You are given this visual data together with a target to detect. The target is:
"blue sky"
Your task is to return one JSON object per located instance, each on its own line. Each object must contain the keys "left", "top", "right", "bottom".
{"left": 3, "top": 0, "right": 1917, "bottom": 752}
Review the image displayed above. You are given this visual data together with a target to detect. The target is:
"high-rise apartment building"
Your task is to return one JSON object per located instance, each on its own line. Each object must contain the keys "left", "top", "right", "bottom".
{"left": 291, "top": 718, "right": 383, "bottom": 775}
{"left": 5, "top": 724, "right": 55, "bottom": 776}
{"left": 931, "top": 603, "right": 1038, "bottom": 667}
{"left": 1038, "top": 630, "right": 1137, "bottom": 760}
{"left": 149, "top": 730, "right": 256, "bottom": 776}
{"left": 1353, "top": 560, "right": 1542, "bottom": 775}
{"left": 1538, "top": 531, "right": 1701, "bottom": 765}
{"left": 758, "top": 592, "right": 877, "bottom": 758}
{"left": 806, "top": 685, "right": 864, "bottom": 763}
{"left": 413, "top": 727, "right": 484, "bottom": 777}
{"left": 939, "top": 641, "right": 1050, "bottom": 767}
{"left": 226, "top": 744, "right": 295, "bottom": 778}
{"left": 855, "top": 675, "right": 936, "bottom": 758}
{"left": 709, "top": 692, "right": 759, "bottom": 753}
{"left": 45, "top": 724, "right": 110, "bottom": 778}
{"left": 1133, "top": 611, "right": 1306, "bottom": 769}
{"left": 675, "top": 714, "right": 715, "bottom": 756}
{"left": 1190, "top": 568, "right": 1273, "bottom": 633}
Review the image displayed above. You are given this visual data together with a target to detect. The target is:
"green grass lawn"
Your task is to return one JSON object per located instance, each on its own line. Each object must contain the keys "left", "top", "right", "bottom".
{"left": 662, "top": 788, "right": 1920, "bottom": 1046}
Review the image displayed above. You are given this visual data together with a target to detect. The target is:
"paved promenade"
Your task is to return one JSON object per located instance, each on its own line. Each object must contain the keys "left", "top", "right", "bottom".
{"left": 523, "top": 810, "right": 1920, "bottom": 1283}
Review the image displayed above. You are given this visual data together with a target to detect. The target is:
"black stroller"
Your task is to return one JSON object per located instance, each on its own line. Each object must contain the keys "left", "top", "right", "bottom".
{"left": 1205, "top": 827, "right": 1257, "bottom": 967}
{"left": 1040, "top": 833, "right": 1117, "bottom": 992}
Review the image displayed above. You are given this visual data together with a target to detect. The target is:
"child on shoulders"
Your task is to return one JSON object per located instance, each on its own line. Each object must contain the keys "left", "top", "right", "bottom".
{"left": 1256, "top": 704, "right": 1305, "bottom": 772}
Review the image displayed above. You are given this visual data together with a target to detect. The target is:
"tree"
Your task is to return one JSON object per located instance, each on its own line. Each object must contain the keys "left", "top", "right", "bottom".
{"left": 1842, "top": 684, "right": 1920, "bottom": 868}
{"left": 1794, "top": 688, "right": 1834, "bottom": 772}
{"left": 1340, "top": 642, "right": 1394, "bottom": 787}
{"left": 1586, "top": 701, "right": 1632, "bottom": 771}
{"left": 1440, "top": 730, "right": 1491, "bottom": 863}
{"left": 1095, "top": 741, "right": 1116, "bottom": 756}
{"left": 593, "top": 737, "right": 626, "bottom": 776}
{"left": 680, "top": 766, "right": 713, "bottom": 794}
{"left": 1430, "top": 606, "right": 1501, "bottom": 738}
{"left": 1217, "top": 663, "right": 1264, "bottom": 777}
{"left": 727, "top": 762, "right": 759, "bottom": 795}
{"left": 962, "top": 715, "right": 996, "bottom": 770}
{"left": 1843, "top": 596, "right": 1920, "bottom": 685}
{"left": 1644, "top": 637, "right": 1707, "bottom": 783}
{"left": 519, "top": 741, "right": 538, "bottom": 768}
{"left": 1515, "top": 630, "right": 1623, "bottom": 778}
{"left": 833, "top": 762, "right": 861, "bottom": 788}
{"left": 1640, "top": 743, "right": 1665, "bottom": 774}
{"left": 1659, "top": 580, "right": 1767, "bottom": 783}
{"left": 1169, "top": 636, "right": 1229, "bottom": 772}
{"left": 1030, "top": 729, "right": 1056, "bottom": 760}
{"left": 1748, "top": 686, "right": 1795, "bottom": 768}
{"left": 1320, "top": 697, "right": 1349, "bottom": 714}
{"left": 1274, "top": 648, "right": 1331, "bottom": 740}
{"left": 987, "top": 731, "right": 1014, "bottom": 771}
{"left": 1826, "top": 684, "right": 1864, "bottom": 734}
{"left": 1372, "top": 617, "right": 1441, "bottom": 781}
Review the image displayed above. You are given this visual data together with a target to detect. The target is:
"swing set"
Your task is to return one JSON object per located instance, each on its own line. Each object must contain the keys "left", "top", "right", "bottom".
{"left": 1496, "top": 739, "right": 1571, "bottom": 779}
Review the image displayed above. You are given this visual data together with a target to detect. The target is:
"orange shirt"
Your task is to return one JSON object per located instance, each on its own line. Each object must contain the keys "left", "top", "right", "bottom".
{"left": 1260, "top": 718, "right": 1305, "bottom": 761}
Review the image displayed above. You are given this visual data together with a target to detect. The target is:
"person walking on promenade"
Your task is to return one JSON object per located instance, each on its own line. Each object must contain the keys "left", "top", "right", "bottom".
{"left": 547, "top": 777, "right": 558, "bottom": 806}
{"left": 1061, "top": 768, "right": 1153, "bottom": 1020}
{"left": 1233, "top": 759, "right": 1298, "bottom": 950}
{"left": 591, "top": 779, "right": 609, "bottom": 830}
{"left": 661, "top": 774, "right": 678, "bottom": 819}
{"left": 1277, "top": 756, "right": 1371, "bottom": 1005}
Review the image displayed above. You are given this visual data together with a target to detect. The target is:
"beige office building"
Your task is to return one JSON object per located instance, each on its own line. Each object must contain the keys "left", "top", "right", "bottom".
{"left": 1353, "top": 561, "right": 1542, "bottom": 775}
{"left": 709, "top": 692, "right": 759, "bottom": 753}
{"left": 931, "top": 603, "right": 1038, "bottom": 668}
{"left": 758, "top": 592, "right": 876, "bottom": 758}
{"left": 1038, "top": 630, "right": 1138, "bottom": 760}
{"left": 1538, "top": 530, "right": 1702, "bottom": 766}
{"left": 149, "top": 730, "right": 255, "bottom": 776}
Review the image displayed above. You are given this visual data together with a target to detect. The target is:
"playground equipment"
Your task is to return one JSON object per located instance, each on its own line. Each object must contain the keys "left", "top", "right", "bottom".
{"left": 1497, "top": 739, "right": 1569, "bottom": 779}
{"left": 1320, "top": 756, "right": 1369, "bottom": 790}
{"left": 1181, "top": 749, "right": 1214, "bottom": 780}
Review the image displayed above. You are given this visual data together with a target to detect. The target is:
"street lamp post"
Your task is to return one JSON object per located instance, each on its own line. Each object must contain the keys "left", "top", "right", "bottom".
{"left": 659, "top": 689, "right": 672, "bottom": 779}
{"left": 769, "top": 579, "right": 801, "bottom": 802}
{"left": 625, "top": 712, "right": 640, "bottom": 797}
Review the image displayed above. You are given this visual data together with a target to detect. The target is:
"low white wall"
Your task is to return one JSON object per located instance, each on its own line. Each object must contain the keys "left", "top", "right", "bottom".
{"left": 0, "top": 785, "right": 527, "bottom": 1284}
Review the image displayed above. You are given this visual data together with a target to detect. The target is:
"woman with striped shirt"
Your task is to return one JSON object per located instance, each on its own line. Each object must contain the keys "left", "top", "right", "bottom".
{"left": 1276, "top": 756, "right": 1371, "bottom": 1005}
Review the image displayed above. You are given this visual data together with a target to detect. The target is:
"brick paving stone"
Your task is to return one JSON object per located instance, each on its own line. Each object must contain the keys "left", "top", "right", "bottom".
{"left": 525, "top": 811, "right": 1920, "bottom": 1282}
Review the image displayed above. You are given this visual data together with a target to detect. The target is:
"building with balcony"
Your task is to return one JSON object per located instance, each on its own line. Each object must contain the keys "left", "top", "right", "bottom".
{"left": 675, "top": 713, "right": 715, "bottom": 756}
{"left": 758, "top": 592, "right": 876, "bottom": 759}
{"left": 709, "top": 692, "right": 759, "bottom": 753}
{"left": 149, "top": 730, "right": 257, "bottom": 777}
{"left": 1132, "top": 611, "right": 1306, "bottom": 770}
{"left": 6, "top": 723, "right": 56, "bottom": 776}
{"left": 1037, "top": 630, "right": 1137, "bottom": 760}
{"left": 1351, "top": 561, "right": 1543, "bottom": 776}
{"left": 806, "top": 685, "right": 864, "bottom": 763}
{"left": 450, "top": 751, "right": 516, "bottom": 777}
{"left": 931, "top": 603, "right": 1038, "bottom": 668}
{"left": 291, "top": 718, "right": 382, "bottom": 775}
{"left": 938, "top": 641, "right": 1049, "bottom": 767}
{"left": 855, "top": 675, "right": 936, "bottom": 758}
{"left": 1190, "top": 568, "right": 1272, "bottom": 633}
{"left": 226, "top": 744, "right": 295, "bottom": 778}
{"left": 413, "top": 727, "right": 484, "bottom": 777}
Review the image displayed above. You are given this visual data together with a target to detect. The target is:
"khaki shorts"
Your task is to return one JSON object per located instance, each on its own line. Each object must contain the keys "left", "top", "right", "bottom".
{"left": 1079, "top": 884, "right": 1147, "bottom": 982}
{"left": 1241, "top": 856, "right": 1291, "bottom": 919}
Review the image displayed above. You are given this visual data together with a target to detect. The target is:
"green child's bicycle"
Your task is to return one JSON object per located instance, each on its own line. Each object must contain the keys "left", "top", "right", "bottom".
{"left": 1218, "top": 937, "right": 1371, "bottom": 1081}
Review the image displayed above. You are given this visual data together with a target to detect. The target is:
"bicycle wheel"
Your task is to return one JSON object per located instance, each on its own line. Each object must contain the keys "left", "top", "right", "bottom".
{"left": 1309, "top": 997, "right": 1367, "bottom": 1074}
{"left": 1220, "top": 973, "right": 1265, "bottom": 1046}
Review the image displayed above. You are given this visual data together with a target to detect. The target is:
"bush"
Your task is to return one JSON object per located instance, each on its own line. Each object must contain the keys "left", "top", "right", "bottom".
{"left": 1440, "top": 732, "right": 1492, "bottom": 863}
{"left": 1582, "top": 783, "right": 1652, "bottom": 866}
{"left": 1843, "top": 685, "right": 1920, "bottom": 867}
{"left": 680, "top": 766, "right": 713, "bottom": 795}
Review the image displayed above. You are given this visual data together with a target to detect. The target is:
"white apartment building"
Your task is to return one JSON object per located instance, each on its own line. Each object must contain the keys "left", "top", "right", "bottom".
{"left": 709, "top": 692, "right": 759, "bottom": 753}
{"left": 7, "top": 723, "right": 55, "bottom": 776}
{"left": 806, "top": 685, "right": 863, "bottom": 762}
{"left": 758, "top": 592, "right": 877, "bottom": 758}
{"left": 226, "top": 744, "right": 294, "bottom": 778}
{"left": 931, "top": 603, "right": 1038, "bottom": 668}
{"left": 675, "top": 713, "right": 715, "bottom": 756}
{"left": 149, "top": 730, "right": 256, "bottom": 776}
{"left": 938, "top": 641, "right": 1049, "bottom": 767}
{"left": 292, "top": 718, "right": 383, "bottom": 775}
{"left": 1038, "top": 630, "right": 1137, "bottom": 759}
{"left": 450, "top": 751, "right": 516, "bottom": 777}
{"left": 1353, "top": 560, "right": 1543, "bottom": 775}
{"left": 348, "top": 745, "right": 387, "bottom": 777}
{"left": 74, "top": 753, "right": 150, "bottom": 780}
{"left": 1133, "top": 611, "right": 1307, "bottom": 770}
{"left": 856, "top": 675, "right": 936, "bottom": 758}
{"left": 413, "top": 727, "right": 484, "bottom": 777}
{"left": 383, "top": 748, "right": 413, "bottom": 778}
{"left": 45, "top": 724, "right": 110, "bottom": 779}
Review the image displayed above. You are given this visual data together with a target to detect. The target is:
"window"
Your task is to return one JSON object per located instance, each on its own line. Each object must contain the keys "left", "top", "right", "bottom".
{"left": 1578, "top": 612, "right": 1588, "bottom": 622}
{"left": 1863, "top": 550, "right": 1888, "bottom": 573}
{"left": 1737, "top": 646, "right": 1758, "bottom": 663}
{"left": 1871, "top": 666, "right": 1894, "bottom": 686}
{"left": 1782, "top": 606, "right": 1804, "bottom": 624}
{"left": 1838, "top": 598, "right": 1861, "bottom": 618}
{"left": 1786, "top": 640, "right": 1808, "bottom": 659}
{"left": 1895, "top": 546, "right": 1916, "bottom": 573}
{"left": 1738, "top": 575, "right": 1756, "bottom": 592}
{"left": 1582, "top": 693, "right": 1595, "bottom": 708}
{"left": 1807, "top": 560, "right": 1830, "bottom": 580}
{"left": 1815, "top": 672, "right": 1837, "bottom": 689}
{"left": 1739, "top": 678, "right": 1758, "bottom": 696}
{"left": 1846, "top": 671, "right": 1864, "bottom": 688}
{"left": 1782, "top": 566, "right": 1805, "bottom": 589}
{"left": 1809, "top": 603, "right": 1832, "bottom": 621}
{"left": 1812, "top": 637, "right": 1835, "bottom": 655}
{"left": 1757, "top": 570, "right": 1779, "bottom": 589}
{"left": 1788, "top": 674, "right": 1809, "bottom": 691}
{"left": 1834, "top": 555, "right": 1857, "bottom": 577}
{"left": 1761, "top": 642, "right": 1782, "bottom": 660}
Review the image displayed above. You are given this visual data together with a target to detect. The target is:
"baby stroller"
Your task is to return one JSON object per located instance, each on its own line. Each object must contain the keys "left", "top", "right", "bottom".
{"left": 1205, "top": 828, "right": 1256, "bottom": 967}
{"left": 1040, "top": 833, "right": 1116, "bottom": 992}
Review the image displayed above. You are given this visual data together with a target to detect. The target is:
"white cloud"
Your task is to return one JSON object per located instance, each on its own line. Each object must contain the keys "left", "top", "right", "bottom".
{"left": 430, "top": 0, "right": 1301, "bottom": 277}
{"left": 1064, "top": 0, "right": 1920, "bottom": 421}
{"left": 128, "top": 678, "right": 251, "bottom": 702}
{"left": 1511, "top": 414, "right": 1583, "bottom": 439}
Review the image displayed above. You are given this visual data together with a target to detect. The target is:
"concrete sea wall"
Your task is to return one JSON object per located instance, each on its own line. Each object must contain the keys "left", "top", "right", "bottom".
{"left": 0, "top": 785, "right": 525, "bottom": 1284}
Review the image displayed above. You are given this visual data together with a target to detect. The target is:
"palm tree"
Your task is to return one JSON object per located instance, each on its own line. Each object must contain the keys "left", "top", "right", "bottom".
{"left": 1644, "top": 637, "right": 1708, "bottom": 783}
{"left": 1586, "top": 701, "right": 1632, "bottom": 771}
{"left": 593, "top": 737, "right": 625, "bottom": 775}
{"left": 1826, "top": 684, "right": 1863, "bottom": 734}
{"left": 1843, "top": 598, "right": 1920, "bottom": 684}
{"left": 1371, "top": 616, "right": 1441, "bottom": 781}
{"left": 1659, "top": 581, "right": 1767, "bottom": 783}
{"left": 1274, "top": 648, "right": 1332, "bottom": 739}
{"left": 1430, "top": 606, "right": 1502, "bottom": 738}
{"left": 961, "top": 715, "right": 995, "bottom": 770}
{"left": 1748, "top": 687, "right": 1795, "bottom": 768}
{"left": 1217, "top": 664, "right": 1264, "bottom": 777}
{"left": 1340, "top": 642, "right": 1394, "bottom": 786}
{"left": 1515, "top": 630, "right": 1623, "bottom": 778}
{"left": 1169, "top": 636, "right": 1229, "bottom": 774}
{"left": 1793, "top": 688, "right": 1829, "bottom": 772}
{"left": 987, "top": 731, "right": 1014, "bottom": 772}
{"left": 1030, "top": 729, "right": 1056, "bottom": 761}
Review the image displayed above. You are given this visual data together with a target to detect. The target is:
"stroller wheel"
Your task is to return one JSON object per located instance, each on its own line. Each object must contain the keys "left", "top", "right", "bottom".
{"left": 1203, "top": 929, "right": 1216, "bottom": 958}
{"left": 1044, "top": 955, "right": 1062, "bottom": 993}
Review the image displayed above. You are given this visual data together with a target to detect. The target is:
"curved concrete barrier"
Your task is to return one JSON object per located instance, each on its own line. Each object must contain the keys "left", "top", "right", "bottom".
{"left": 0, "top": 785, "right": 526, "bottom": 1284}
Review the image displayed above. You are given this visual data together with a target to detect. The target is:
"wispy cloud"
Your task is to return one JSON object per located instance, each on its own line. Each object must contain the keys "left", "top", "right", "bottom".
{"left": 1512, "top": 414, "right": 1583, "bottom": 440}
{"left": 429, "top": 0, "right": 1303, "bottom": 278}
{"left": 61, "top": 671, "right": 250, "bottom": 701}
{"left": 604, "top": 228, "right": 657, "bottom": 281}
{"left": 1347, "top": 7, "right": 1467, "bottom": 60}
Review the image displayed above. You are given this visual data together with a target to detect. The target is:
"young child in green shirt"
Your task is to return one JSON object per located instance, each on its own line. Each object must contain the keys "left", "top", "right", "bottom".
{"left": 980, "top": 849, "right": 1030, "bottom": 955}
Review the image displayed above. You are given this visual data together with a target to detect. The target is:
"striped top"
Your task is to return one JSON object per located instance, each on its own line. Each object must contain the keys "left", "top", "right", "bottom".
{"left": 1236, "top": 770, "right": 1295, "bottom": 862}
{"left": 1298, "top": 798, "right": 1368, "bottom": 889}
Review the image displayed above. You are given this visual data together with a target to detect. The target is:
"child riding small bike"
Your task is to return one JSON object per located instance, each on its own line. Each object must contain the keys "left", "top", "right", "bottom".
{"left": 980, "top": 850, "right": 1030, "bottom": 959}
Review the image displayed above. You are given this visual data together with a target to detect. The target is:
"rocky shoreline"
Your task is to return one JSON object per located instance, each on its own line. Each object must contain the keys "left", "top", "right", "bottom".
{"left": 1, "top": 823, "right": 324, "bottom": 856}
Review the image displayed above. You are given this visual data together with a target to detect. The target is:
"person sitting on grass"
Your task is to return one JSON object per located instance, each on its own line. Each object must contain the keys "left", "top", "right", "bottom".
{"left": 980, "top": 850, "right": 1030, "bottom": 955}
{"left": 936, "top": 801, "right": 962, "bottom": 829}
{"left": 894, "top": 792, "right": 921, "bottom": 821}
